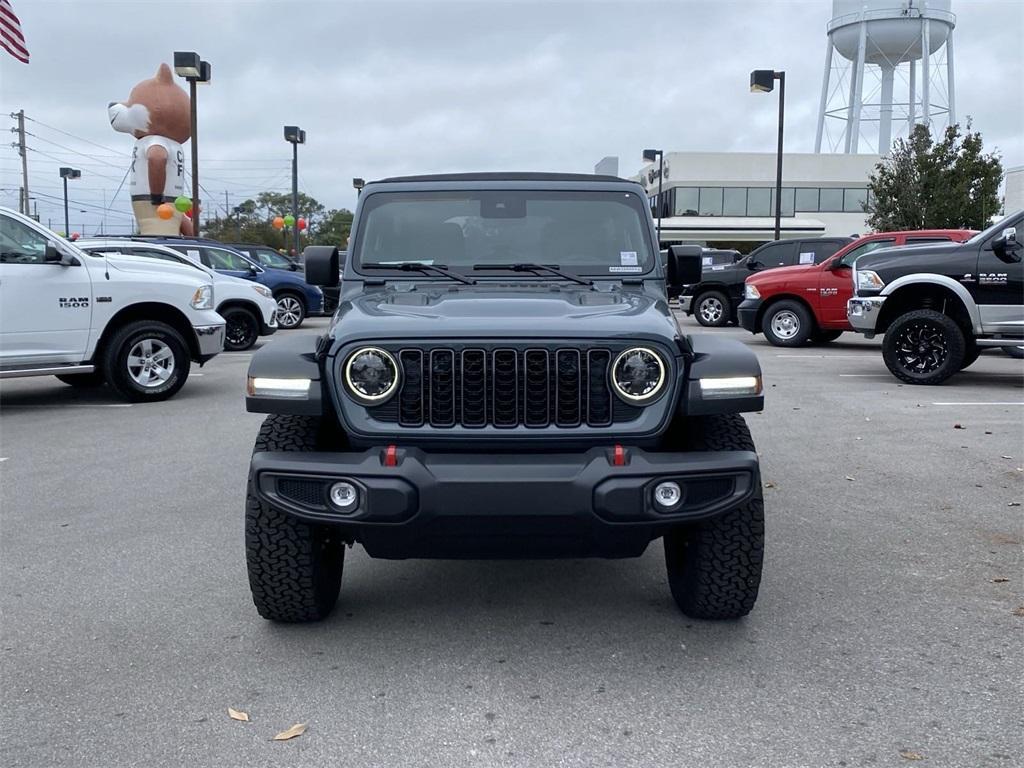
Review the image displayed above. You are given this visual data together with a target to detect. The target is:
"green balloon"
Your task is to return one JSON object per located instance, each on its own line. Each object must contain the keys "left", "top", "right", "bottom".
{"left": 174, "top": 196, "right": 192, "bottom": 213}
{"left": 283, "top": 214, "right": 296, "bottom": 227}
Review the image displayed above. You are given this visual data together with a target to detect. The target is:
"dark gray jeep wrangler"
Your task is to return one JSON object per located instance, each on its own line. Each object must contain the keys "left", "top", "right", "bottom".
{"left": 244, "top": 173, "right": 766, "bottom": 622}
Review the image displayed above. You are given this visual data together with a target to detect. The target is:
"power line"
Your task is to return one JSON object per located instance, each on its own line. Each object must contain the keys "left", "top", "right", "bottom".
{"left": 24, "top": 132, "right": 124, "bottom": 167}
{"left": 23, "top": 115, "right": 125, "bottom": 156}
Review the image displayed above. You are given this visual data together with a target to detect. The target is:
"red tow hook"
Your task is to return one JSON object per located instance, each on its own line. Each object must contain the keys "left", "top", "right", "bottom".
{"left": 383, "top": 445, "right": 398, "bottom": 467}
{"left": 612, "top": 444, "right": 627, "bottom": 467}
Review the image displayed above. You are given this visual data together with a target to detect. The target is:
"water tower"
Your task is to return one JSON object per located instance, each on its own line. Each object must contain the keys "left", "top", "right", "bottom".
{"left": 815, "top": 0, "right": 956, "bottom": 154}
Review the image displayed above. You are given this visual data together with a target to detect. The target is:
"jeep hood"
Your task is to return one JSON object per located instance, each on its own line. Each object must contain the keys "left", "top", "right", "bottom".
{"left": 330, "top": 283, "right": 679, "bottom": 343}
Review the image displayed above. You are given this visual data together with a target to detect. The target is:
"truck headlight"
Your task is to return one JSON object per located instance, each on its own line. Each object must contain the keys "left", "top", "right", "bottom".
{"left": 611, "top": 347, "right": 666, "bottom": 403}
{"left": 856, "top": 270, "right": 885, "bottom": 291}
{"left": 251, "top": 284, "right": 272, "bottom": 299}
{"left": 344, "top": 347, "right": 399, "bottom": 404}
{"left": 744, "top": 283, "right": 761, "bottom": 300}
{"left": 190, "top": 284, "right": 213, "bottom": 309}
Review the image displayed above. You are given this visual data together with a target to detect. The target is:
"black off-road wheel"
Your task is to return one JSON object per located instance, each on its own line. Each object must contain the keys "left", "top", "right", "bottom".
{"left": 101, "top": 321, "right": 191, "bottom": 402}
{"left": 55, "top": 371, "right": 105, "bottom": 388}
{"left": 882, "top": 309, "right": 966, "bottom": 385}
{"left": 663, "top": 414, "right": 764, "bottom": 620}
{"left": 245, "top": 414, "right": 345, "bottom": 622}
{"left": 221, "top": 306, "right": 260, "bottom": 351}
{"left": 694, "top": 290, "right": 731, "bottom": 327}
{"left": 761, "top": 300, "right": 813, "bottom": 347}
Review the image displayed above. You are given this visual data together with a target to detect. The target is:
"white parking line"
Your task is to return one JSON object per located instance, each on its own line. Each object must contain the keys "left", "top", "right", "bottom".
{"left": 775, "top": 354, "right": 868, "bottom": 359}
{"left": 1, "top": 403, "right": 133, "bottom": 409}
{"left": 838, "top": 373, "right": 891, "bottom": 377}
{"left": 0, "top": 457, "right": 8, "bottom": 462}
{"left": 931, "top": 402, "right": 1024, "bottom": 406}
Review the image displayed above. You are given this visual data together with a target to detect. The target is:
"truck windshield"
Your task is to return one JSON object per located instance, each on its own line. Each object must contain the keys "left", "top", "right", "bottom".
{"left": 352, "top": 190, "right": 656, "bottom": 277}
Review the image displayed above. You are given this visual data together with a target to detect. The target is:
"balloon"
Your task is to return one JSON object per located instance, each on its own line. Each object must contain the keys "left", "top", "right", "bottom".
{"left": 272, "top": 216, "right": 285, "bottom": 229}
{"left": 174, "top": 195, "right": 191, "bottom": 213}
{"left": 57, "top": 231, "right": 66, "bottom": 237}
{"left": 157, "top": 203, "right": 175, "bottom": 220}
{"left": 283, "top": 214, "right": 296, "bottom": 227}
{"left": 297, "top": 217, "right": 307, "bottom": 230}
{"left": 70, "top": 232, "right": 80, "bottom": 241}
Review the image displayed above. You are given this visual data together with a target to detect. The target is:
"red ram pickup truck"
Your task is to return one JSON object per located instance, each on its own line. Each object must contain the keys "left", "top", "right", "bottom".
{"left": 736, "top": 229, "right": 976, "bottom": 346}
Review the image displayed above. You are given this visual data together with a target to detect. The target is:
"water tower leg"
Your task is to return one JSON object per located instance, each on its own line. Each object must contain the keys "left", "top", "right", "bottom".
{"left": 814, "top": 41, "right": 833, "bottom": 153}
{"left": 908, "top": 58, "right": 916, "bottom": 131}
{"left": 846, "top": 20, "right": 867, "bottom": 153}
{"left": 921, "top": 18, "right": 931, "bottom": 127}
{"left": 946, "top": 31, "right": 956, "bottom": 126}
{"left": 879, "top": 65, "right": 895, "bottom": 153}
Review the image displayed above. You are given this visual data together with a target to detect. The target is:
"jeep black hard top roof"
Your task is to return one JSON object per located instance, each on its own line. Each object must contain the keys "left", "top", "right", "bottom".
{"left": 374, "top": 172, "right": 627, "bottom": 184}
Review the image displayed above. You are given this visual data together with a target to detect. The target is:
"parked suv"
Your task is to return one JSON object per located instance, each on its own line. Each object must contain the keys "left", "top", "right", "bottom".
{"left": 680, "top": 236, "right": 853, "bottom": 326}
{"left": 77, "top": 239, "right": 278, "bottom": 351}
{"left": 738, "top": 229, "right": 975, "bottom": 346}
{"left": 0, "top": 207, "right": 224, "bottom": 401}
{"left": 243, "top": 173, "right": 767, "bottom": 623}
{"left": 118, "top": 237, "right": 324, "bottom": 329}
{"left": 848, "top": 211, "right": 1023, "bottom": 384}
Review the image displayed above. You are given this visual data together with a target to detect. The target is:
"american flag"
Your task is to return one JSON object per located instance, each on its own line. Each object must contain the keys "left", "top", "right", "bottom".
{"left": 1, "top": 0, "right": 29, "bottom": 64}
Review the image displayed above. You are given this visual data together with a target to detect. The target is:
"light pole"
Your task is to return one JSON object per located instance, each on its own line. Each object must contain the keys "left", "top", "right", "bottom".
{"left": 750, "top": 69, "right": 786, "bottom": 241}
{"left": 642, "top": 149, "right": 664, "bottom": 243}
{"left": 174, "top": 51, "right": 211, "bottom": 236}
{"left": 58, "top": 167, "right": 81, "bottom": 236}
{"left": 284, "top": 126, "right": 306, "bottom": 256}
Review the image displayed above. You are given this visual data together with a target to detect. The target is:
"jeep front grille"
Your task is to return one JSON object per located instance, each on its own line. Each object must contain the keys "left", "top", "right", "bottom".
{"left": 368, "top": 346, "right": 642, "bottom": 429}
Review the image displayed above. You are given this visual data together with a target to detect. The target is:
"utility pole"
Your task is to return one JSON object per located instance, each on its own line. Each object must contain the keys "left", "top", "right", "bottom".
{"left": 14, "top": 110, "right": 29, "bottom": 215}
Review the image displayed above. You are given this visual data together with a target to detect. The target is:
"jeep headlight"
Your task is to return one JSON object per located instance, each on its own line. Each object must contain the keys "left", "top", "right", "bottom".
{"left": 251, "top": 284, "right": 272, "bottom": 299}
{"left": 190, "top": 284, "right": 213, "bottom": 309}
{"left": 611, "top": 347, "right": 666, "bottom": 403}
{"left": 745, "top": 283, "right": 761, "bottom": 300}
{"left": 856, "top": 270, "right": 885, "bottom": 292}
{"left": 344, "top": 347, "right": 399, "bottom": 403}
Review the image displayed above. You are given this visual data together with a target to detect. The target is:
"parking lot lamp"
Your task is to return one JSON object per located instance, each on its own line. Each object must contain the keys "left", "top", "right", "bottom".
{"left": 352, "top": 178, "right": 365, "bottom": 195}
{"left": 642, "top": 149, "right": 664, "bottom": 242}
{"left": 174, "top": 52, "right": 211, "bottom": 236}
{"left": 750, "top": 69, "right": 786, "bottom": 241}
{"left": 58, "top": 167, "right": 81, "bottom": 237}
{"left": 284, "top": 126, "right": 306, "bottom": 256}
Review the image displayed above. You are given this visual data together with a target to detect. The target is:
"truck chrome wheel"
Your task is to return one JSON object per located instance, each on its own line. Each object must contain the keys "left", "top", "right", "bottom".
{"left": 276, "top": 296, "right": 304, "bottom": 329}
{"left": 126, "top": 338, "right": 175, "bottom": 387}
{"left": 893, "top": 321, "right": 948, "bottom": 374}
{"left": 770, "top": 310, "right": 800, "bottom": 340}
{"left": 698, "top": 297, "right": 724, "bottom": 324}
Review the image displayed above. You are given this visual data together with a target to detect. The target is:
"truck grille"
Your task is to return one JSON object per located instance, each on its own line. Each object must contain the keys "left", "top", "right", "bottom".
{"left": 368, "top": 346, "right": 642, "bottom": 429}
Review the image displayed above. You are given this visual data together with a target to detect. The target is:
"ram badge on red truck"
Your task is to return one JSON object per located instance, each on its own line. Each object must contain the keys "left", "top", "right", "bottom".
{"left": 737, "top": 230, "right": 976, "bottom": 347}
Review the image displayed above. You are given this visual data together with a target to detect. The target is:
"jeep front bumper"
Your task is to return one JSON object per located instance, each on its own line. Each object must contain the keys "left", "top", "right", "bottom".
{"left": 249, "top": 446, "right": 759, "bottom": 559}
{"left": 847, "top": 296, "right": 884, "bottom": 335}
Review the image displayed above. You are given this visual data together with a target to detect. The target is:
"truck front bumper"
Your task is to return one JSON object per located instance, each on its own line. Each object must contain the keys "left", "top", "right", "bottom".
{"left": 847, "top": 296, "right": 884, "bottom": 335}
{"left": 678, "top": 295, "right": 693, "bottom": 313}
{"left": 737, "top": 298, "right": 761, "bottom": 333}
{"left": 250, "top": 446, "right": 759, "bottom": 559}
{"left": 193, "top": 323, "right": 226, "bottom": 362}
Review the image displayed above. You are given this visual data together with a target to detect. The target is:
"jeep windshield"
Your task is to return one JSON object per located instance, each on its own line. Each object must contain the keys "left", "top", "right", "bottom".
{"left": 352, "top": 190, "right": 656, "bottom": 278}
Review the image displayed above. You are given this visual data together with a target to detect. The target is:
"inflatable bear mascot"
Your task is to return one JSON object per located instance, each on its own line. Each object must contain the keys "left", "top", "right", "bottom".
{"left": 108, "top": 63, "right": 193, "bottom": 236}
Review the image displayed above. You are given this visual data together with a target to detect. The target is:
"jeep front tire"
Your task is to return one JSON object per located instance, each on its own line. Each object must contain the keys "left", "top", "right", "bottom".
{"left": 245, "top": 414, "right": 345, "bottom": 622}
{"left": 663, "top": 414, "right": 764, "bottom": 620}
{"left": 882, "top": 309, "right": 966, "bottom": 385}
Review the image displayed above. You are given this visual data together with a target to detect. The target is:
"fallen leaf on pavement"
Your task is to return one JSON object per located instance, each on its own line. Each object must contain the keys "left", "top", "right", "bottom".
{"left": 954, "top": 423, "right": 965, "bottom": 429}
{"left": 899, "top": 750, "right": 925, "bottom": 761}
{"left": 1012, "top": 606, "right": 1024, "bottom": 617}
{"left": 764, "top": 481, "right": 776, "bottom": 489}
{"left": 273, "top": 723, "right": 307, "bottom": 741}
{"left": 845, "top": 475, "right": 855, "bottom": 481}
{"left": 1008, "top": 502, "right": 1021, "bottom": 507}
{"left": 227, "top": 708, "right": 249, "bottom": 722}
{"left": 991, "top": 577, "right": 1009, "bottom": 583}
{"left": 1001, "top": 455, "right": 1014, "bottom": 460}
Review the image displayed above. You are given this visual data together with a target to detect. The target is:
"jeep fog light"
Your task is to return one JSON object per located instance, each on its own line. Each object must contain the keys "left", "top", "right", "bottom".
{"left": 247, "top": 376, "right": 311, "bottom": 398}
{"left": 654, "top": 481, "right": 682, "bottom": 508}
{"left": 699, "top": 375, "right": 762, "bottom": 399}
{"left": 329, "top": 481, "right": 359, "bottom": 511}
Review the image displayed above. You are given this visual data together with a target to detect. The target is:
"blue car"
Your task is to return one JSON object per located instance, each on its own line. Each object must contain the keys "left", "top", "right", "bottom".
{"left": 139, "top": 238, "right": 323, "bottom": 329}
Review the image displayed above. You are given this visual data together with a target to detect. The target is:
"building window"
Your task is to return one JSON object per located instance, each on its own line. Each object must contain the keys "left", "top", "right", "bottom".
{"left": 746, "top": 188, "right": 772, "bottom": 217}
{"left": 723, "top": 188, "right": 746, "bottom": 216}
{"left": 674, "top": 187, "right": 699, "bottom": 216}
{"left": 770, "top": 187, "right": 795, "bottom": 217}
{"left": 819, "top": 188, "right": 845, "bottom": 212}
{"left": 698, "top": 187, "right": 723, "bottom": 216}
{"left": 844, "top": 187, "right": 867, "bottom": 213}
{"left": 795, "top": 188, "right": 819, "bottom": 212}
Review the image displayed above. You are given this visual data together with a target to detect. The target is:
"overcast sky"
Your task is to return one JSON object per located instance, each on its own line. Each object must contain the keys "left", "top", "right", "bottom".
{"left": 1, "top": 0, "right": 1021, "bottom": 234}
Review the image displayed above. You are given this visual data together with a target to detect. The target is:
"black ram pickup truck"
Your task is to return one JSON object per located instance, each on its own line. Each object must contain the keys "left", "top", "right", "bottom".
{"left": 243, "top": 173, "right": 766, "bottom": 623}
{"left": 848, "top": 210, "right": 1023, "bottom": 384}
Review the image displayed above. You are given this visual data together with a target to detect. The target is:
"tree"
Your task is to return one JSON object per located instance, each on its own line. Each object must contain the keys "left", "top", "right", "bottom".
{"left": 310, "top": 208, "right": 354, "bottom": 248}
{"left": 202, "top": 191, "right": 334, "bottom": 249}
{"left": 866, "top": 121, "right": 1003, "bottom": 232}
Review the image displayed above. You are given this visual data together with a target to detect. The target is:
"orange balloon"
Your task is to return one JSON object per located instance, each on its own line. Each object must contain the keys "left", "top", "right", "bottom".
{"left": 272, "top": 216, "right": 285, "bottom": 229}
{"left": 157, "top": 203, "right": 175, "bottom": 220}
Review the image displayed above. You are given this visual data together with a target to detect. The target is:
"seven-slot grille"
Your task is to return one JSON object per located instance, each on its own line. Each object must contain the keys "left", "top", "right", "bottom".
{"left": 367, "top": 346, "right": 644, "bottom": 429}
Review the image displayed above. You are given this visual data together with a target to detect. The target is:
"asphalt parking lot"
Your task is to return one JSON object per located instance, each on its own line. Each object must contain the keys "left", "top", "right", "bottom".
{"left": 1, "top": 317, "right": 1021, "bottom": 768}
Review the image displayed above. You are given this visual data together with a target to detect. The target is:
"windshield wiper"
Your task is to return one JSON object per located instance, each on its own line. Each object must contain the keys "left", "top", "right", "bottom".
{"left": 472, "top": 262, "right": 593, "bottom": 286}
{"left": 362, "top": 261, "right": 476, "bottom": 285}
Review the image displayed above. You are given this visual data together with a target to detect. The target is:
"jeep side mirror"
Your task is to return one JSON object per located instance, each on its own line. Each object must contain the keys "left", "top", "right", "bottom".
{"left": 666, "top": 245, "right": 702, "bottom": 287}
{"left": 43, "top": 243, "right": 62, "bottom": 263}
{"left": 303, "top": 245, "right": 340, "bottom": 287}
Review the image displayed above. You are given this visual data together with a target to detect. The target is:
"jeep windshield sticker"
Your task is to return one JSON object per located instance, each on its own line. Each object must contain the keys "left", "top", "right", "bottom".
{"left": 619, "top": 251, "right": 638, "bottom": 266}
{"left": 608, "top": 266, "right": 643, "bottom": 273}
{"left": 799, "top": 251, "right": 815, "bottom": 265}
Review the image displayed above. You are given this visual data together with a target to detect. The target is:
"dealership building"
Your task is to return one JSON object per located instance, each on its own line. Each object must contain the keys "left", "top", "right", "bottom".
{"left": 598, "top": 151, "right": 881, "bottom": 252}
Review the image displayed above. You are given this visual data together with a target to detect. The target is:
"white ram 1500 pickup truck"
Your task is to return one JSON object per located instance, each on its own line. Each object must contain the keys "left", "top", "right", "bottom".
{"left": 0, "top": 207, "right": 225, "bottom": 401}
